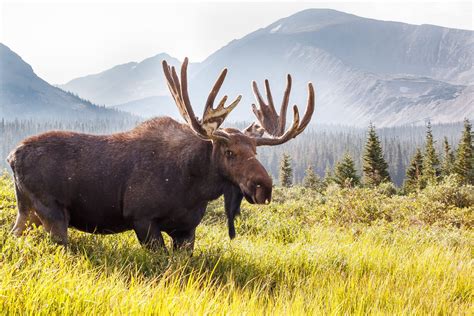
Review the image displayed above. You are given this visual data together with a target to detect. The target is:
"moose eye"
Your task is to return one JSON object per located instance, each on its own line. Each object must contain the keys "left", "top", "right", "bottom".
{"left": 225, "top": 150, "right": 234, "bottom": 158}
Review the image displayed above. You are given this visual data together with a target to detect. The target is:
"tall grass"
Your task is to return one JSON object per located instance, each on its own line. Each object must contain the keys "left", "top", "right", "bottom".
{"left": 0, "top": 173, "right": 472, "bottom": 314}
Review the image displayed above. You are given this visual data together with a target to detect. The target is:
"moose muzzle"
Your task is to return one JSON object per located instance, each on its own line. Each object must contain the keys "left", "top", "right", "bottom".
{"left": 239, "top": 172, "right": 272, "bottom": 205}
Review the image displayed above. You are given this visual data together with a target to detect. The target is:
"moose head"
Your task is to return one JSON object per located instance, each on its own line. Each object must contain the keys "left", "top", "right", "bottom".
{"left": 162, "top": 58, "right": 315, "bottom": 205}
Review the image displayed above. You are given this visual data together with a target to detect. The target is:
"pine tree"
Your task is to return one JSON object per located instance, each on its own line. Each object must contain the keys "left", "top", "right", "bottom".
{"left": 454, "top": 119, "right": 474, "bottom": 184}
{"left": 322, "top": 164, "right": 334, "bottom": 188}
{"left": 441, "top": 137, "right": 455, "bottom": 178}
{"left": 421, "top": 122, "right": 440, "bottom": 186}
{"left": 334, "top": 154, "right": 360, "bottom": 187}
{"left": 279, "top": 153, "right": 293, "bottom": 187}
{"left": 303, "top": 164, "right": 320, "bottom": 190}
{"left": 394, "top": 142, "right": 405, "bottom": 187}
{"left": 363, "top": 124, "right": 391, "bottom": 186}
{"left": 403, "top": 148, "right": 424, "bottom": 192}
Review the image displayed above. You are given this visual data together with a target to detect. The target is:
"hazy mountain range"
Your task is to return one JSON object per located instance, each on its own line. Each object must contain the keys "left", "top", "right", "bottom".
{"left": 2, "top": 9, "right": 473, "bottom": 126}
{"left": 0, "top": 43, "right": 132, "bottom": 121}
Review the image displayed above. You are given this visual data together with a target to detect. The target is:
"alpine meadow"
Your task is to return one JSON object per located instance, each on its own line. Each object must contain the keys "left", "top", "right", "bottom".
{"left": 1, "top": 3, "right": 473, "bottom": 315}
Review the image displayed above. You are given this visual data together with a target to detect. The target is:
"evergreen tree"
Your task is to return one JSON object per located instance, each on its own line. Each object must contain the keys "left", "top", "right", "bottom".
{"left": 279, "top": 153, "right": 293, "bottom": 187}
{"left": 421, "top": 122, "right": 440, "bottom": 186}
{"left": 394, "top": 142, "right": 405, "bottom": 187}
{"left": 334, "top": 154, "right": 360, "bottom": 187}
{"left": 441, "top": 137, "right": 455, "bottom": 178}
{"left": 322, "top": 164, "right": 334, "bottom": 188}
{"left": 363, "top": 124, "right": 391, "bottom": 186}
{"left": 303, "top": 164, "right": 320, "bottom": 189}
{"left": 454, "top": 119, "right": 474, "bottom": 184}
{"left": 403, "top": 148, "right": 424, "bottom": 192}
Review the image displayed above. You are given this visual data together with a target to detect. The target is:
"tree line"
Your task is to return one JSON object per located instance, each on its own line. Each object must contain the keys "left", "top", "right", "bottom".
{"left": 0, "top": 118, "right": 467, "bottom": 188}
{"left": 279, "top": 119, "right": 473, "bottom": 192}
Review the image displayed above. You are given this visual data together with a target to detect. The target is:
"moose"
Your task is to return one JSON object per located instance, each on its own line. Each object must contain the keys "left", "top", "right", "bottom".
{"left": 7, "top": 58, "right": 314, "bottom": 251}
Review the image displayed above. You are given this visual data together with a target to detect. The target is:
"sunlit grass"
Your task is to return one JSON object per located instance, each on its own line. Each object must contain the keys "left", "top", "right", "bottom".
{"left": 0, "top": 174, "right": 472, "bottom": 314}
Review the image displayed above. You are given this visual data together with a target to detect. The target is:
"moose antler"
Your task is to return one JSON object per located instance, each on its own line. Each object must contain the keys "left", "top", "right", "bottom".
{"left": 251, "top": 75, "right": 292, "bottom": 136}
{"left": 249, "top": 75, "right": 315, "bottom": 146}
{"left": 162, "top": 58, "right": 241, "bottom": 141}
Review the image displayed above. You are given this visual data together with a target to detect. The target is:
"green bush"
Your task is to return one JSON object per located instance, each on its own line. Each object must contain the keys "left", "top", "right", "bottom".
{"left": 421, "top": 175, "right": 474, "bottom": 209}
{"left": 375, "top": 181, "right": 398, "bottom": 196}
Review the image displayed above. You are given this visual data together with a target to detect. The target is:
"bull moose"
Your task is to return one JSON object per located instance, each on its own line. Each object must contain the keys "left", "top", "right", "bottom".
{"left": 7, "top": 58, "right": 314, "bottom": 251}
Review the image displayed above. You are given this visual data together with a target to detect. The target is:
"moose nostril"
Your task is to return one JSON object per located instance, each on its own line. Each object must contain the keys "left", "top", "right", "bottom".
{"left": 254, "top": 181, "right": 272, "bottom": 205}
{"left": 255, "top": 182, "right": 267, "bottom": 191}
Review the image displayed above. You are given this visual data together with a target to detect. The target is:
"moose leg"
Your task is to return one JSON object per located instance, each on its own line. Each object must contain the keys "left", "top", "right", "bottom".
{"left": 11, "top": 184, "right": 42, "bottom": 236}
{"left": 12, "top": 205, "right": 31, "bottom": 237}
{"left": 30, "top": 197, "right": 69, "bottom": 246}
{"left": 12, "top": 212, "right": 42, "bottom": 237}
{"left": 170, "top": 229, "right": 196, "bottom": 252}
{"left": 12, "top": 212, "right": 30, "bottom": 237}
{"left": 133, "top": 219, "right": 165, "bottom": 251}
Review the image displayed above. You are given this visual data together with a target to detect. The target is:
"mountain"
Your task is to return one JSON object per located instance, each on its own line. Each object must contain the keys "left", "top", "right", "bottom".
{"left": 59, "top": 9, "right": 473, "bottom": 126}
{"left": 260, "top": 9, "right": 473, "bottom": 84}
{"left": 60, "top": 53, "right": 181, "bottom": 106}
{"left": 0, "top": 43, "right": 133, "bottom": 120}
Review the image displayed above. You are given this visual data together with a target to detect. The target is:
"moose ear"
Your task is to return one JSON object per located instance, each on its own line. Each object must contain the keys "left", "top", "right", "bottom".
{"left": 223, "top": 184, "right": 244, "bottom": 239}
{"left": 243, "top": 123, "right": 264, "bottom": 138}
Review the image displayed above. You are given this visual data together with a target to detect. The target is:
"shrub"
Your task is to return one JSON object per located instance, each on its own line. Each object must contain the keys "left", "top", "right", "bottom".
{"left": 420, "top": 174, "right": 473, "bottom": 209}
{"left": 375, "top": 182, "right": 398, "bottom": 197}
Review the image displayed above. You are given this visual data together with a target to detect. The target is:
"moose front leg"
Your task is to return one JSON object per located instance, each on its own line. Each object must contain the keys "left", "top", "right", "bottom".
{"left": 170, "top": 229, "right": 196, "bottom": 252}
{"left": 133, "top": 219, "right": 166, "bottom": 251}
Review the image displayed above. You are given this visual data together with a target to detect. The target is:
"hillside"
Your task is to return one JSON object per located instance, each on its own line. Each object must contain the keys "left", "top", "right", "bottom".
{"left": 0, "top": 43, "right": 133, "bottom": 120}
{"left": 59, "top": 9, "right": 473, "bottom": 126}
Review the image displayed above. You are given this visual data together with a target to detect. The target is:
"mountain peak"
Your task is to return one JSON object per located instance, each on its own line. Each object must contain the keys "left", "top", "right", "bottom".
{"left": 288, "top": 8, "right": 359, "bottom": 19}
{"left": 139, "top": 52, "right": 180, "bottom": 67}
{"left": 146, "top": 52, "right": 177, "bottom": 61}
{"left": 266, "top": 8, "right": 361, "bottom": 34}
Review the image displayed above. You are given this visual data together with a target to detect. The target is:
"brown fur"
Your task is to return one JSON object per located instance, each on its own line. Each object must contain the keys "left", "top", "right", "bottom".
{"left": 8, "top": 117, "right": 272, "bottom": 250}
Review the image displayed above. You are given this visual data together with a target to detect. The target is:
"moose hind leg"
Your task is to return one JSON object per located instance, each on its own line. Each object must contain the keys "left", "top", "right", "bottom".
{"left": 12, "top": 211, "right": 42, "bottom": 237}
{"left": 30, "top": 196, "right": 69, "bottom": 246}
{"left": 133, "top": 219, "right": 165, "bottom": 251}
{"left": 11, "top": 183, "right": 40, "bottom": 237}
{"left": 12, "top": 212, "right": 30, "bottom": 237}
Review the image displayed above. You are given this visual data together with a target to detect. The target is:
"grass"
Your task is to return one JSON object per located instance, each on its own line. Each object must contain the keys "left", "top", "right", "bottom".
{"left": 0, "top": 173, "right": 472, "bottom": 314}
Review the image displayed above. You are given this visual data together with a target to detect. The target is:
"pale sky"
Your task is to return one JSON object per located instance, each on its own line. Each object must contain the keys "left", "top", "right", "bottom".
{"left": 1, "top": 0, "right": 472, "bottom": 84}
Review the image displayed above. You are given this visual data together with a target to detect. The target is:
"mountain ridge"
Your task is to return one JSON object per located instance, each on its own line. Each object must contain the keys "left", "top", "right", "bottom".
{"left": 59, "top": 53, "right": 181, "bottom": 106}
{"left": 7, "top": 9, "right": 474, "bottom": 126}
{"left": 0, "top": 43, "right": 133, "bottom": 121}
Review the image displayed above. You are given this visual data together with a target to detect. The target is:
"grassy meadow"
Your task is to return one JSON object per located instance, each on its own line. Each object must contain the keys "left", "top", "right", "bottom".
{"left": 0, "top": 173, "right": 472, "bottom": 314}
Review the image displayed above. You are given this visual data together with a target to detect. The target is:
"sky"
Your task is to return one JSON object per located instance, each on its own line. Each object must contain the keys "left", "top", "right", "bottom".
{"left": 0, "top": 0, "right": 472, "bottom": 84}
